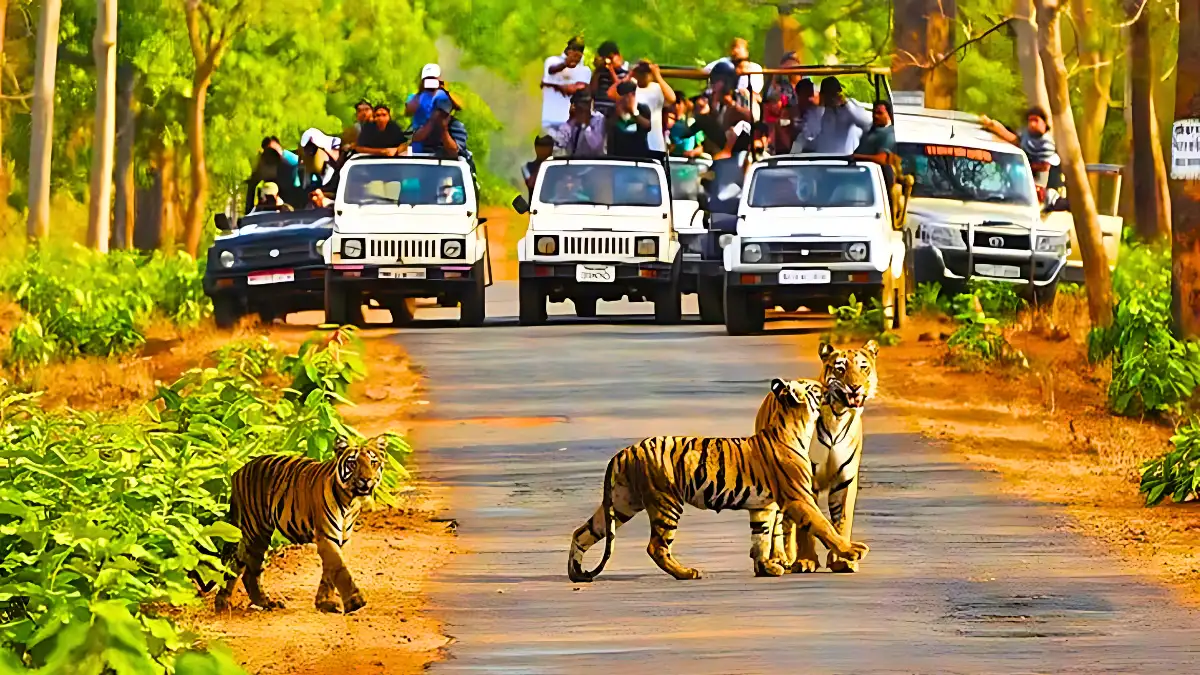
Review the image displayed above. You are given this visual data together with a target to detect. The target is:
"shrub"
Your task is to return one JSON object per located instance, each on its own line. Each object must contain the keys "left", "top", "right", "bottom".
{"left": 944, "top": 299, "right": 1026, "bottom": 370}
{"left": 825, "top": 294, "right": 900, "bottom": 346}
{"left": 1140, "top": 417, "right": 1200, "bottom": 506}
{"left": 906, "top": 282, "right": 944, "bottom": 316}
{"left": 964, "top": 278, "right": 1025, "bottom": 319}
{"left": 1088, "top": 245, "right": 1200, "bottom": 417}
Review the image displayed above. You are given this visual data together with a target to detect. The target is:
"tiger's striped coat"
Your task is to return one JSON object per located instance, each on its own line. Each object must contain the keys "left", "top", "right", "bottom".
{"left": 568, "top": 378, "right": 869, "bottom": 582}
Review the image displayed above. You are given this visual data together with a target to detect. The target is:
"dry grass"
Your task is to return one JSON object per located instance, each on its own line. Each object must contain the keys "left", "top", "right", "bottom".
{"left": 885, "top": 297, "right": 1200, "bottom": 604}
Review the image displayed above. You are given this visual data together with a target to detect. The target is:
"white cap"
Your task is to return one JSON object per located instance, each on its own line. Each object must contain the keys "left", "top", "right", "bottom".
{"left": 300, "top": 128, "right": 340, "bottom": 152}
{"left": 421, "top": 63, "right": 441, "bottom": 80}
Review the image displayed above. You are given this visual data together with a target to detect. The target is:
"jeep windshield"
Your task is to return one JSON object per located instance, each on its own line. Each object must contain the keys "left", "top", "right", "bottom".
{"left": 342, "top": 163, "right": 467, "bottom": 206}
{"left": 238, "top": 209, "right": 332, "bottom": 229}
{"left": 747, "top": 165, "right": 877, "bottom": 208}
{"left": 897, "top": 142, "right": 1037, "bottom": 207}
{"left": 538, "top": 164, "right": 663, "bottom": 207}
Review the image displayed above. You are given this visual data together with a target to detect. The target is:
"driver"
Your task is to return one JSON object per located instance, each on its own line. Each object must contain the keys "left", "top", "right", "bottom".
{"left": 553, "top": 171, "right": 589, "bottom": 203}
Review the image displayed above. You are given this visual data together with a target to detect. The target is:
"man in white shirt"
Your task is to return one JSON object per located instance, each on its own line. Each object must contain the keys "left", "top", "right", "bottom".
{"left": 542, "top": 38, "right": 591, "bottom": 134}
{"left": 704, "top": 37, "right": 764, "bottom": 117}
{"left": 606, "top": 60, "right": 676, "bottom": 154}
{"left": 791, "top": 77, "right": 872, "bottom": 154}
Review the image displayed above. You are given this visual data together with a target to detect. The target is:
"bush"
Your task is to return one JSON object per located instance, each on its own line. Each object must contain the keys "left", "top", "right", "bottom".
{"left": 906, "top": 282, "right": 944, "bottom": 316}
{"left": 964, "top": 278, "right": 1025, "bottom": 319}
{"left": 944, "top": 297, "right": 1027, "bottom": 370}
{"left": 0, "top": 327, "right": 411, "bottom": 671}
{"left": 825, "top": 294, "right": 899, "bottom": 346}
{"left": 1, "top": 247, "right": 212, "bottom": 370}
{"left": 1088, "top": 245, "right": 1200, "bottom": 417}
{"left": 1140, "top": 417, "right": 1200, "bottom": 506}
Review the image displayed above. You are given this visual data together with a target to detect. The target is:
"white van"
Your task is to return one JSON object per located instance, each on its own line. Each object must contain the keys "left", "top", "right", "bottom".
{"left": 512, "top": 157, "right": 682, "bottom": 324}
{"left": 895, "top": 108, "right": 1070, "bottom": 304}
{"left": 324, "top": 156, "right": 491, "bottom": 326}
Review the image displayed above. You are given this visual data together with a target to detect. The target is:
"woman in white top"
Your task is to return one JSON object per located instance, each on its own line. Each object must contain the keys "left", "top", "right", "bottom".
{"left": 606, "top": 60, "right": 677, "bottom": 154}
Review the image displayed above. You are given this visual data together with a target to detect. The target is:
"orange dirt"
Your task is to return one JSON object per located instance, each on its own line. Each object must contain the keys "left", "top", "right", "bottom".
{"left": 481, "top": 205, "right": 526, "bottom": 282}
{"left": 883, "top": 298, "right": 1200, "bottom": 605}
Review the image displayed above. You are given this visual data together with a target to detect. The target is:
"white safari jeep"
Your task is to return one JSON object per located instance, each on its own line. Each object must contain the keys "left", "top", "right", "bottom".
{"left": 324, "top": 155, "right": 491, "bottom": 327}
{"left": 894, "top": 108, "right": 1070, "bottom": 304}
{"left": 512, "top": 157, "right": 682, "bottom": 325}
{"left": 722, "top": 155, "right": 908, "bottom": 335}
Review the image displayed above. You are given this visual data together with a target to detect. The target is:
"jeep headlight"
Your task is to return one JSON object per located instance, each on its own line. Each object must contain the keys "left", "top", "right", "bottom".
{"left": 742, "top": 242, "right": 764, "bottom": 264}
{"left": 845, "top": 242, "right": 869, "bottom": 262}
{"left": 635, "top": 236, "right": 658, "bottom": 257}
{"left": 342, "top": 238, "right": 364, "bottom": 258}
{"left": 219, "top": 250, "right": 235, "bottom": 268}
{"left": 718, "top": 233, "right": 734, "bottom": 249}
{"left": 442, "top": 238, "right": 465, "bottom": 259}
{"left": 918, "top": 222, "right": 966, "bottom": 249}
{"left": 1035, "top": 233, "right": 1068, "bottom": 254}
{"left": 535, "top": 235, "right": 558, "bottom": 255}
{"left": 315, "top": 239, "right": 326, "bottom": 256}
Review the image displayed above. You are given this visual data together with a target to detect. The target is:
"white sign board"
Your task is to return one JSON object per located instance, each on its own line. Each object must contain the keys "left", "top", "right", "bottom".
{"left": 892, "top": 90, "right": 925, "bottom": 109}
{"left": 1171, "top": 118, "right": 1200, "bottom": 180}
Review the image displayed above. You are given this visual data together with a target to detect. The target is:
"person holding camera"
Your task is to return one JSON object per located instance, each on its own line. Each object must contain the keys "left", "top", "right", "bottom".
{"left": 542, "top": 37, "right": 591, "bottom": 134}
{"left": 590, "top": 41, "right": 629, "bottom": 119}
{"left": 792, "top": 76, "right": 871, "bottom": 154}
{"left": 552, "top": 90, "right": 606, "bottom": 156}
{"left": 606, "top": 80, "right": 653, "bottom": 157}
{"left": 605, "top": 59, "right": 676, "bottom": 154}
{"left": 411, "top": 96, "right": 475, "bottom": 172}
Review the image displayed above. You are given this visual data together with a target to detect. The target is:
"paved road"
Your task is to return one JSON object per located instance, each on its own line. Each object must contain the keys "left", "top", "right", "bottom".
{"left": 404, "top": 281, "right": 1200, "bottom": 674}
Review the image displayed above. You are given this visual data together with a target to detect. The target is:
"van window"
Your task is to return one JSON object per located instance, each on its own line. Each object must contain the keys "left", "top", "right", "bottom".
{"left": 669, "top": 163, "right": 704, "bottom": 201}
{"left": 897, "top": 143, "right": 1036, "bottom": 207}
{"left": 538, "top": 164, "right": 663, "bottom": 207}
{"left": 748, "top": 165, "right": 877, "bottom": 208}
{"left": 343, "top": 163, "right": 467, "bottom": 206}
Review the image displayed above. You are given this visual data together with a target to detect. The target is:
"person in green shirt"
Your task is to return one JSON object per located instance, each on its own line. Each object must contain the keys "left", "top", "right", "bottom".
{"left": 853, "top": 100, "right": 896, "bottom": 188}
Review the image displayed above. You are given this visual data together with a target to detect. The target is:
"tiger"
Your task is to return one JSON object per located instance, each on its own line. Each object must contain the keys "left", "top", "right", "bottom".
{"left": 567, "top": 378, "right": 870, "bottom": 582}
{"left": 208, "top": 436, "right": 386, "bottom": 613}
{"left": 755, "top": 340, "right": 878, "bottom": 574}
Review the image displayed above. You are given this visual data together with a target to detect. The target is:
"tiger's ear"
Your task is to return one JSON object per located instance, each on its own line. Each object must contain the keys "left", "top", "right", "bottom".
{"left": 770, "top": 378, "right": 801, "bottom": 408}
{"left": 374, "top": 435, "right": 390, "bottom": 452}
{"left": 818, "top": 342, "right": 836, "bottom": 361}
{"left": 862, "top": 340, "right": 880, "bottom": 357}
{"left": 334, "top": 436, "right": 351, "bottom": 454}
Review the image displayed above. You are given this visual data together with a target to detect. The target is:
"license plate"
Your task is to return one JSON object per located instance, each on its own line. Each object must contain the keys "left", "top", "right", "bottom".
{"left": 576, "top": 265, "right": 616, "bottom": 283}
{"left": 975, "top": 263, "right": 1021, "bottom": 279}
{"left": 778, "top": 269, "right": 831, "bottom": 284}
{"left": 247, "top": 270, "right": 294, "bottom": 286}
{"left": 379, "top": 267, "right": 427, "bottom": 280}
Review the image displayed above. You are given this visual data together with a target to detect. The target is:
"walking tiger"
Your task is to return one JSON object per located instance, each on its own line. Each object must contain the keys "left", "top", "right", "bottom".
{"left": 567, "top": 378, "right": 869, "bottom": 582}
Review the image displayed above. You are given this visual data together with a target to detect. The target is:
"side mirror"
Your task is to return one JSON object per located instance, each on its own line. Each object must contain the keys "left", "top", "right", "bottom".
{"left": 511, "top": 195, "right": 530, "bottom": 215}
{"left": 214, "top": 213, "right": 232, "bottom": 231}
{"left": 478, "top": 217, "right": 489, "bottom": 225}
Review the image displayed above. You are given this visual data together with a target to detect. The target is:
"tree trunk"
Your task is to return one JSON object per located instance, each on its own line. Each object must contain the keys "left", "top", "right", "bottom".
{"left": 161, "top": 145, "right": 180, "bottom": 254}
{"left": 1036, "top": 0, "right": 1113, "bottom": 327}
{"left": 1127, "top": 0, "right": 1172, "bottom": 241}
{"left": 0, "top": 0, "right": 11, "bottom": 197}
{"left": 1073, "top": 0, "right": 1113, "bottom": 166}
{"left": 113, "top": 65, "right": 137, "bottom": 249}
{"left": 26, "top": 0, "right": 62, "bottom": 241}
{"left": 86, "top": 0, "right": 118, "bottom": 252}
{"left": 892, "top": 0, "right": 926, "bottom": 94}
{"left": 1012, "top": 0, "right": 1050, "bottom": 112}
{"left": 182, "top": 69, "right": 211, "bottom": 257}
{"left": 763, "top": 8, "right": 803, "bottom": 67}
{"left": 924, "top": 0, "right": 957, "bottom": 110}
{"left": 1171, "top": 0, "right": 1200, "bottom": 337}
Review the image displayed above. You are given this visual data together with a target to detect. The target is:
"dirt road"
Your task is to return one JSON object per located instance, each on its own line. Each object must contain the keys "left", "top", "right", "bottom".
{"left": 405, "top": 282, "right": 1200, "bottom": 674}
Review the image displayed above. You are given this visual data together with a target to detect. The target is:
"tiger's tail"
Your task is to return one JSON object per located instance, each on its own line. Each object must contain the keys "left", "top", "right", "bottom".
{"left": 568, "top": 455, "right": 617, "bottom": 583}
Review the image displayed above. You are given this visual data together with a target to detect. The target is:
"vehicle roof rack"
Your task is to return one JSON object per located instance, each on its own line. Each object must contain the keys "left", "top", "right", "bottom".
{"left": 344, "top": 153, "right": 467, "bottom": 166}
{"left": 658, "top": 64, "right": 890, "bottom": 79}
{"left": 547, "top": 154, "right": 669, "bottom": 166}
{"left": 893, "top": 107, "right": 985, "bottom": 125}
{"left": 1087, "top": 163, "right": 1122, "bottom": 174}
{"left": 761, "top": 153, "right": 859, "bottom": 165}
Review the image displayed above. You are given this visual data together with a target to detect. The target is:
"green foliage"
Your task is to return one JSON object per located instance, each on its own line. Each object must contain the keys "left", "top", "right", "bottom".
{"left": 944, "top": 289, "right": 1026, "bottom": 370}
{"left": 907, "top": 282, "right": 944, "bottom": 316}
{"left": 0, "top": 330, "right": 412, "bottom": 671}
{"left": 1140, "top": 417, "right": 1200, "bottom": 507}
{"left": 825, "top": 294, "right": 900, "bottom": 346}
{"left": 1088, "top": 245, "right": 1200, "bottom": 417}
{"left": 964, "top": 278, "right": 1025, "bottom": 319}
{"left": 1, "top": 247, "right": 210, "bottom": 370}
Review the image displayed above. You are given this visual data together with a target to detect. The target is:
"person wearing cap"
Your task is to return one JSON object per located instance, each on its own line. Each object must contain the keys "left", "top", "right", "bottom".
{"left": 590, "top": 41, "right": 629, "bottom": 119}
{"left": 550, "top": 89, "right": 606, "bottom": 157}
{"left": 605, "top": 59, "right": 676, "bottom": 154}
{"left": 606, "top": 79, "right": 653, "bottom": 157}
{"left": 300, "top": 128, "right": 341, "bottom": 190}
{"left": 792, "top": 76, "right": 872, "bottom": 154}
{"left": 522, "top": 135, "right": 555, "bottom": 196}
{"left": 251, "top": 182, "right": 294, "bottom": 213}
{"left": 703, "top": 38, "right": 764, "bottom": 117}
{"left": 411, "top": 95, "right": 474, "bottom": 171}
{"left": 357, "top": 104, "right": 409, "bottom": 157}
{"left": 244, "top": 136, "right": 302, "bottom": 212}
{"left": 406, "top": 63, "right": 452, "bottom": 152}
{"left": 542, "top": 37, "right": 591, "bottom": 134}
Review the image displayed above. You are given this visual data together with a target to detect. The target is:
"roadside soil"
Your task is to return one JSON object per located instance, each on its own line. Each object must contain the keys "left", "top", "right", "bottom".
{"left": 1, "top": 307, "right": 453, "bottom": 674}
{"left": 881, "top": 296, "right": 1200, "bottom": 604}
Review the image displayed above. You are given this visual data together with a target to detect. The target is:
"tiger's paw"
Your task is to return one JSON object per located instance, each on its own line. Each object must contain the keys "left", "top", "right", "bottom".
{"left": 342, "top": 592, "right": 367, "bottom": 614}
{"left": 315, "top": 598, "right": 341, "bottom": 613}
{"left": 791, "top": 558, "right": 820, "bottom": 574}
{"left": 827, "top": 558, "right": 860, "bottom": 574}
{"left": 754, "top": 560, "right": 785, "bottom": 577}
{"left": 672, "top": 567, "right": 703, "bottom": 580}
{"left": 253, "top": 596, "right": 285, "bottom": 610}
{"left": 836, "top": 540, "right": 869, "bottom": 562}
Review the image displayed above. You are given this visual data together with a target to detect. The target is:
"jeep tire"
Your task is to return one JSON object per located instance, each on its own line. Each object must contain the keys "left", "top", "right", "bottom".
{"left": 697, "top": 275, "right": 725, "bottom": 324}
{"left": 519, "top": 279, "right": 547, "bottom": 326}
{"left": 325, "top": 280, "right": 364, "bottom": 327}
{"left": 574, "top": 297, "right": 598, "bottom": 318}
{"left": 213, "top": 295, "right": 242, "bottom": 330}
{"left": 459, "top": 273, "right": 486, "bottom": 327}
{"left": 724, "top": 285, "right": 765, "bottom": 335}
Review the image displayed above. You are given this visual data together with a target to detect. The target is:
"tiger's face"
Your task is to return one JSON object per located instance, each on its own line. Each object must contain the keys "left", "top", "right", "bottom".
{"left": 818, "top": 340, "right": 879, "bottom": 410}
{"left": 334, "top": 436, "right": 386, "bottom": 497}
{"left": 769, "top": 378, "right": 823, "bottom": 424}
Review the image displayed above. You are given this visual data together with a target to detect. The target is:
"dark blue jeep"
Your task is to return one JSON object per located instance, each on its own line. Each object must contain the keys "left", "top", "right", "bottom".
{"left": 203, "top": 208, "right": 333, "bottom": 328}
